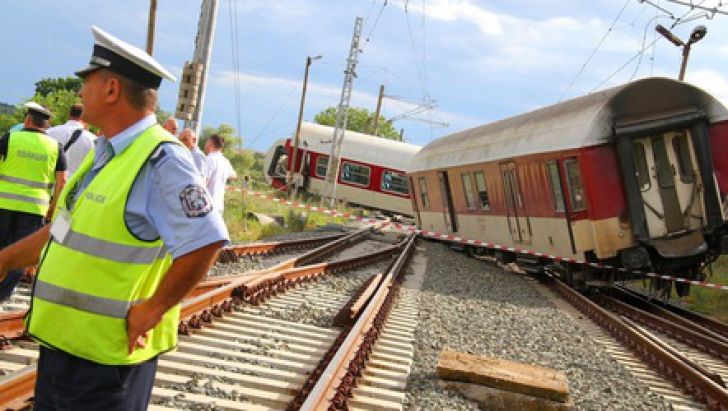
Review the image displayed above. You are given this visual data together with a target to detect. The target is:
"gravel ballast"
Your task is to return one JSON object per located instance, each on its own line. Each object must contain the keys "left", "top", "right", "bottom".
{"left": 403, "top": 240, "right": 668, "bottom": 410}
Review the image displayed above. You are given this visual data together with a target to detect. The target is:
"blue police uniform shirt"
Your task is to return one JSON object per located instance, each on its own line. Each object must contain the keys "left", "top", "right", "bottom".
{"left": 73, "top": 115, "right": 229, "bottom": 259}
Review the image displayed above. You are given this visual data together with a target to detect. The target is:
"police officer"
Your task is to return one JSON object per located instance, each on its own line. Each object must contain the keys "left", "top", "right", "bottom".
{"left": 0, "top": 102, "right": 67, "bottom": 301}
{"left": 0, "top": 26, "right": 228, "bottom": 409}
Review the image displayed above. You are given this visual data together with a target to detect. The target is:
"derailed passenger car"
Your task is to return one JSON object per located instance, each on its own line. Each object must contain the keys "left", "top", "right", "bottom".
{"left": 264, "top": 122, "right": 422, "bottom": 217}
{"left": 407, "top": 77, "right": 728, "bottom": 297}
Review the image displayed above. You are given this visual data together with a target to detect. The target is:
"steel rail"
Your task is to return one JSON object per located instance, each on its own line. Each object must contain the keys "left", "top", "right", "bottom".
{"left": 217, "top": 232, "right": 347, "bottom": 263}
{"left": 595, "top": 293, "right": 728, "bottom": 361}
{"left": 299, "top": 232, "right": 417, "bottom": 410}
{"left": 0, "top": 227, "right": 381, "bottom": 409}
{"left": 550, "top": 278, "right": 728, "bottom": 409}
{"left": 614, "top": 285, "right": 728, "bottom": 341}
{"left": 0, "top": 364, "right": 35, "bottom": 410}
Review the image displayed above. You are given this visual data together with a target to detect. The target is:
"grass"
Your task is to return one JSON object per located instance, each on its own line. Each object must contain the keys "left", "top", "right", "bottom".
{"left": 221, "top": 188, "right": 356, "bottom": 243}
{"left": 679, "top": 256, "right": 728, "bottom": 323}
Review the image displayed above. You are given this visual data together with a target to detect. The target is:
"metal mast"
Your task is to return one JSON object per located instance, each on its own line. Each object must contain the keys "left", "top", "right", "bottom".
{"left": 180, "top": 0, "right": 219, "bottom": 136}
{"left": 321, "top": 16, "right": 363, "bottom": 209}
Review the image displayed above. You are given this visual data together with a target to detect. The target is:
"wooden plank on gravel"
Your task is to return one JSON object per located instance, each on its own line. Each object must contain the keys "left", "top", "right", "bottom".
{"left": 151, "top": 386, "right": 275, "bottom": 411}
{"left": 437, "top": 350, "right": 570, "bottom": 403}
{"left": 444, "top": 381, "right": 574, "bottom": 411}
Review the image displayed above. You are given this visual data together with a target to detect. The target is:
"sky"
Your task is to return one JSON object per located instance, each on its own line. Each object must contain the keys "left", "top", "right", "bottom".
{"left": 2, "top": 1, "right": 728, "bottom": 153}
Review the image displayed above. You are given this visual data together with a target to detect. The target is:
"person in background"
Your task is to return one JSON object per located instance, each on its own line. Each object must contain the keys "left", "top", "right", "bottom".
{"left": 0, "top": 102, "right": 67, "bottom": 301}
{"left": 205, "top": 134, "right": 237, "bottom": 214}
{"left": 46, "top": 103, "right": 96, "bottom": 177}
{"left": 0, "top": 26, "right": 228, "bottom": 409}
{"left": 178, "top": 128, "right": 207, "bottom": 182}
{"left": 162, "top": 117, "right": 178, "bottom": 136}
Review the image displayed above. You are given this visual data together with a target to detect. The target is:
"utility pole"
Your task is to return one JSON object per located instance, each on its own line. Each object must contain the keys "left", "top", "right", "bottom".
{"left": 288, "top": 55, "right": 322, "bottom": 198}
{"left": 321, "top": 17, "right": 363, "bottom": 209}
{"left": 187, "top": 0, "right": 219, "bottom": 136}
{"left": 146, "top": 0, "right": 157, "bottom": 55}
{"left": 371, "top": 85, "right": 385, "bottom": 136}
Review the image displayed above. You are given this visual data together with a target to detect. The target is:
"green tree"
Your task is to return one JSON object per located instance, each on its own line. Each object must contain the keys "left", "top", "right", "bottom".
{"left": 35, "top": 77, "right": 83, "bottom": 97}
{"left": 0, "top": 88, "right": 80, "bottom": 133}
{"left": 313, "top": 106, "right": 401, "bottom": 140}
{"left": 199, "top": 123, "right": 242, "bottom": 156}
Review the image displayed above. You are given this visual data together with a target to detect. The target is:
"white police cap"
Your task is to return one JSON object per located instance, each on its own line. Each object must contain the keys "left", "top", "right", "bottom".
{"left": 75, "top": 26, "right": 176, "bottom": 89}
{"left": 24, "top": 102, "right": 53, "bottom": 119}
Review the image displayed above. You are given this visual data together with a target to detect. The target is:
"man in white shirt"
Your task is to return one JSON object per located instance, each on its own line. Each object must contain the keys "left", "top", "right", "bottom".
{"left": 205, "top": 134, "right": 236, "bottom": 213}
{"left": 178, "top": 128, "right": 207, "bottom": 182}
{"left": 46, "top": 104, "right": 96, "bottom": 177}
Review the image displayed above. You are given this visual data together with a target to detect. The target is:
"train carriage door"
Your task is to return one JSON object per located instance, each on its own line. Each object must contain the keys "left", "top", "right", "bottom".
{"left": 500, "top": 162, "right": 531, "bottom": 243}
{"left": 633, "top": 131, "right": 703, "bottom": 237}
{"left": 437, "top": 171, "right": 458, "bottom": 233}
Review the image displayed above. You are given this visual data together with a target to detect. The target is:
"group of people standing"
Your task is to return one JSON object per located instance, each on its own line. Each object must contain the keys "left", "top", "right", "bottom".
{"left": 0, "top": 25, "right": 238, "bottom": 410}
{"left": 161, "top": 118, "right": 237, "bottom": 213}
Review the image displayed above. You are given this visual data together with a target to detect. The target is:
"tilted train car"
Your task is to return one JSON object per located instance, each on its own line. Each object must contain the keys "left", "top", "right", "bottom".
{"left": 407, "top": 77, "right": 728, "bottom": 297}
{"left": 264, "top": 122, "right": 422, "bottom": 216}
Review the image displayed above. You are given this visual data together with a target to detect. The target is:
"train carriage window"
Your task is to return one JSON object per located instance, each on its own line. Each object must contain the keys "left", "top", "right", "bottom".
{"left": 381, "top": 170, "right": 409, "bottom": 195}
{"left": 672, "top": 133, "right": 695, "bottom": 184}
{"left": 474, "top": 171, "right": 491, "bottom": 211}
{"left": 564, "top": 159, "right": 586, "bottom": 211}
{"left": 461, "top": 173, "right": 476, "bottom": 210}
{"left": 316, "top": 157, "right": 329, "bottom": 178}
{"left": 546, "top": 161, "right": 565, "bottom": 213}
{"left": 341, "top": 162, "right": 371, "bottom": 186}
{"left": 418, "top": 177, "right": 430, "bottom": 209}
{"left": 633, "top": 143, "right": 651, "bottom": 191}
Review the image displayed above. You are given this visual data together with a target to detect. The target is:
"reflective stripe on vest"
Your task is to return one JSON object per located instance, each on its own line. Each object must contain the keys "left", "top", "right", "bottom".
{"left": 0, "top": 174, "right": 54, "bottom": 189}
{"left": 57, "top": 228, "right": 167, "bottom": 264}
{"left": 0, "top": 192, "right": 49, "bottom": 205}
{"left": 34, "top": 280, "right": 144, "bottom": 319}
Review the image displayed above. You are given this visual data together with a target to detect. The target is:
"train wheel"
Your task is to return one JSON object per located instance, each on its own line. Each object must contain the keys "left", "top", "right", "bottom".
{"left": 648, "top": 278, "right": 672, "bottom": 302}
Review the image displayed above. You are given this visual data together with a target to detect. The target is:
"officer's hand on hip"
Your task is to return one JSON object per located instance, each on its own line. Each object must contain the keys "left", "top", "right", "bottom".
{"left": 126, "top": 301, "right": 163, "bottom": 354}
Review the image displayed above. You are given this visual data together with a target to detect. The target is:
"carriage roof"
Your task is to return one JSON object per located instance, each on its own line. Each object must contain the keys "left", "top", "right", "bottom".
{"left": 408, "top": 77, "right": 728, "bottom": 173}
{"left": 297, "top": 122, "right": 422, "bottom": 171}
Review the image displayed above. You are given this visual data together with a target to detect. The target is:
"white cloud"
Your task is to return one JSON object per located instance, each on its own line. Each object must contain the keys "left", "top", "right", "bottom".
{"left": 687, "top": 69, "right": 728, "bottom": 107}
{"left": 397, "top": 0, "right": 502, "bottom": 35}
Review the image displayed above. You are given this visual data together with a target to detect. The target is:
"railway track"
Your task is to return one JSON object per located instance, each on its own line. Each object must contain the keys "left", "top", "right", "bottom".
{"left": 0, "top": 228, "right": 421, "bottom": 410}
{"left": 538, "top": 273, "right": 728, "bottom": 410}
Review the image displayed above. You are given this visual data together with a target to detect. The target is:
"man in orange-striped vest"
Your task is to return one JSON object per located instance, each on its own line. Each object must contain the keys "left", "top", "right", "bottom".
{"left": 0, "top": 102, "right": 67, "bottom": 301}
{"left": 0, "top": 26, "right": 228, "bottom": 410}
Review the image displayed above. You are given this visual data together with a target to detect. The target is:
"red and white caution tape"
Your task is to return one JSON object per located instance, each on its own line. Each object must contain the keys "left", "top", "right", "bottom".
{"left": 232, "top": 187, "right": 728, "bottom": 291}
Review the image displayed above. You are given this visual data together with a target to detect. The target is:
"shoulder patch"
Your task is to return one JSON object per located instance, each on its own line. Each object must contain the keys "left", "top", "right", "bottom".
{"left": 149, "top": 145, "right": 168, "bottom": 167}
{"left": 179, "top": 184, "right": 213, "bottom": 217}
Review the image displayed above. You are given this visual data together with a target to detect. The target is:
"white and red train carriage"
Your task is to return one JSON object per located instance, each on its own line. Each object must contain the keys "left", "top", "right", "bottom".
{"left": 406, "top": 77, "right": 728, "bottom": 296}
{"left": 264, "top": 122, "right": 422, "bottom": 217}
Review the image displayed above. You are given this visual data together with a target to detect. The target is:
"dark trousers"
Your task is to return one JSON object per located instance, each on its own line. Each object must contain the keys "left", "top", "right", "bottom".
{"left": 0, "top": 208, "right": 43, "bottom": 300}
{"left": 35, "top": 346, "right": 158, "bottom": 411}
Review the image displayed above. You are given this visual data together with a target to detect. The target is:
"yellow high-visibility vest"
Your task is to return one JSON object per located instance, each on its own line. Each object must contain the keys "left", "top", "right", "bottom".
{"left": 0, "top": 130, "right": 59, "bottom": 216}
{"left": 26, "top": 125, "right": 181, "bottom": 365}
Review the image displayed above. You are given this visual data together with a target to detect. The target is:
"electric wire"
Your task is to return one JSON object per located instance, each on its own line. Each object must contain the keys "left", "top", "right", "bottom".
{"left": 227, "top": 0, "right": 244, "bottom": 144}
{"left": 559, "top": 0, "right": 631, "bottom": 102}
{"left": 361, "top": 0, "right": 388, "bottom": 53}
